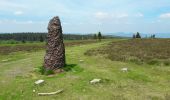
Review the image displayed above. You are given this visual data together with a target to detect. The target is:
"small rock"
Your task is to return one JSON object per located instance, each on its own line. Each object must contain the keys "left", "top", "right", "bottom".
{"left": 121, "top": 68, "right": 128, "bottom": 72}
{"left": 35, "top": 80, "right": 44, "bottom": 85}
{"left": 90, "top": 79, "right": 101, "bottom": 84}
{"left": 38, "top": 89, "right": 63, "bottom": 96}
{"left": 33, "top": 90, "right": 36, "bottom": 92}
{"left": 79, "top": 60, "right": 84, "bottom": 62}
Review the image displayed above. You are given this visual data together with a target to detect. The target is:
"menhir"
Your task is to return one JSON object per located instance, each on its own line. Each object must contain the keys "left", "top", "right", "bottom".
{"left": 44, "top": 16, "right": 65, "bottom": 71}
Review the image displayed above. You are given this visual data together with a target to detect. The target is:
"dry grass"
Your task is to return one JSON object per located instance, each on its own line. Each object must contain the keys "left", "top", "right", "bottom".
{"left": 0, "top": 40, "right": 98, "bottom": 55}
{"left": 85, "top": 39, "right": 170, "bottom": 65}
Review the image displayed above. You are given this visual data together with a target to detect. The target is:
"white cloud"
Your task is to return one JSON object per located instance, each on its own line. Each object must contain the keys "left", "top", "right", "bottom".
{"left": 157, "top": 20, "right": 161, "bottom": 22}
{"left": 62, "top": 22, "right": 70, "bottom": 25}
{"left": 0, "top": 19, "right": 46, "bottom": 25}
{"left": 26, "top": 21, "right": 33, "bottom": 24}
{"left": 0, "top": 0, "right": 27, "bottom": 11}
{"left": 135, "top": 13, "right": 144, "bottom": 17}
{"left": 94, "top": 12, "right": 109, "bottom": 19}
{"left": 0, "top": 0, "right": 170, "bottom": 33}
{"left": 14, "top": 11, "right": 23, "bottom": 15}
{"left": 125, "top": 22, "right": 133, "bottom": 25}
{"left": 114, "top": 13, "right": 129, "bottom": 18}
{"left": 94, "top": 12, "right": 129, "bottom": 20}
{"left": 160, "top": 13, "right": 170, "bottom": 18}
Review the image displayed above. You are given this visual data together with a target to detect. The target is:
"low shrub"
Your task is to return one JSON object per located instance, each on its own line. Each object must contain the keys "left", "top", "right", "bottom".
{"left": 147, "top": 59, "right": 160, "bottom": 65}
{"left": 85, "top": 39, "right": 170, "bottom": 66}
{"left": 163, "top": 60, "right": 170, "bottom": 66}
{"left": 36, "top": 66, "right": 54, "bottom": 75}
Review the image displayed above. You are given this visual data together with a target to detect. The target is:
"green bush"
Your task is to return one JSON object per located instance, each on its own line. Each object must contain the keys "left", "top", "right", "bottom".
{"left": 37, "top": 66, "right": 45, "bottom": 75}
{"left": 163, "top": 61, "right": 170, "bottom": 66}
{"left": 0, "top": 40, "right": 20, "bottom": 44}
{"left": 36, "top": 66, "right": 55, "bottom": 75}
{"left": 147, "top": 60, "right": 160, "bottom": 65}
{"left": 45, "top": 69, "right": 54, "bottom": 75}
{"left": 63, "top": 64, "right": 83, "bottom": 73}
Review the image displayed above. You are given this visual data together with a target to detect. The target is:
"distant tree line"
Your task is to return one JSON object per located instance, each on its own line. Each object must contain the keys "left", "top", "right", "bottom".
{"left": 133, "top": 32, "right": 141, "bottom": 38}
{"left": 133, "top": 32, "right": 156, "bottom": 39}
{"left": 93, "top": 31, "right": 104, "bottom": 41}
{"left": 0, "top": 33, "right": 47, "bottom": 42}
{"left": 0, "top": 32, "right": 113, "bottom": 42}
{"left": 150, "top": 34, "right": 156, "bottom": 39}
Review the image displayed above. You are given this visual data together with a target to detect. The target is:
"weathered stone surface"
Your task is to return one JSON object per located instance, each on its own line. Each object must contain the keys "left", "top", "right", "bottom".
{"left": 35, "top": 79, "right": 44, "bottom": 85}
{"left": 90, "top": 79, "right": 101, "bottom": 84}
{"left": 44, "top": 16, "right": 65, "bottom": 70}
{"left": 121, "top": 67, "right": 128, "bottom": 72}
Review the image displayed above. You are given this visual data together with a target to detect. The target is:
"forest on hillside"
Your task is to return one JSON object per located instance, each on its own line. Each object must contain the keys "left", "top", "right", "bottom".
{"left": 0, "top": 33, "right": 114, "bottom": 42}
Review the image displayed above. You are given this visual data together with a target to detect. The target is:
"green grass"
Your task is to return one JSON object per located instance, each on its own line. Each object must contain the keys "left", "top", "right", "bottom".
{"left": 0, "top": 39, "right": 170, "bottom": 100}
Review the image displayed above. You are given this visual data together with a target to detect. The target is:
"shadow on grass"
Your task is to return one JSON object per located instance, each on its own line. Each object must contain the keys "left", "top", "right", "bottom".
{"left": 36, "top": 64, "right": 83, "bottom": 75}
{"left": 63, "top": 64, "right": 77, "bottom": 71}
{"left": 63, "top": 64, "right": 84, "bottom": 73}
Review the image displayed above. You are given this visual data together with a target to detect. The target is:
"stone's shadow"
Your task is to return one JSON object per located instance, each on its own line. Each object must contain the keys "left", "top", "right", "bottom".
{"left": 63, "top": 64, "right": 77, "bottom": 72}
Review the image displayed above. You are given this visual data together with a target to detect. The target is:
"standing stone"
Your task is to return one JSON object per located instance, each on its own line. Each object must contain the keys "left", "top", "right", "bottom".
{"left": 44, "top": 16, "right": 65, "bottom": 71}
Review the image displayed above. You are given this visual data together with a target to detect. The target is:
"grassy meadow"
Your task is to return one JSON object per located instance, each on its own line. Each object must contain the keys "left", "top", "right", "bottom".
{"left": 85, "top": 39, "right": 170, "bottom": 66}
{"left": 0, "top": 39, "right": 170, "bottom": 100}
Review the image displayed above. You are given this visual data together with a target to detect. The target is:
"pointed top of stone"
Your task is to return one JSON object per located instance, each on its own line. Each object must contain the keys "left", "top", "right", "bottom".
{"left": 50, "top": 16, "right": 60, "bottom": 22}
{"left": 53, "top": 16, "right": 59, "bottom": 19}
{"left": 48, "top": 16, "right": 62, "bottom": 31}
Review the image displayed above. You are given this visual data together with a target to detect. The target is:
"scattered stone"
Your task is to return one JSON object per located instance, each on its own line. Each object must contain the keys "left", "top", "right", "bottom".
{"left": 79, "top": 60, "right": 84, "bottom": 62}
{"left": 35, "top": 80, "right": 44, "bottom": 85}
{"left": 33, "top": 90, "right": 36, "bottom": 93}
{"left": 90, "top": 79, "right": 101, "bottom": 84}
{"left": 121, "top": 68, "right": 128, "bottom": 72}
{"left": 38, "top": 89, "right": 63, "bottom": 96}
{"left": 44, "top": 16, "right": 65, "bottom": 71}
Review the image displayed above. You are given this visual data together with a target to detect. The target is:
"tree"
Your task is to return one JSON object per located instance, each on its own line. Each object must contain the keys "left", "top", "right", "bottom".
{"left": 22, "top": 39, "right": 26, "bottom": 43}
{"left": 39, "top": 35, "right": 44, "bottom": 42}
{"left": 133, "top": 34, "right": 136, "bottom": 39}
{"left": 136, "top": 32, "right": 141, "bottom": 38}
{"left": 93, "top": 34, "right": 97, "bottom": 39}
{"left": 98, "top": 32, "right": 102, "bottom": 41}
{"left": 151, "top": 34, "right": 156, "bottom": 39}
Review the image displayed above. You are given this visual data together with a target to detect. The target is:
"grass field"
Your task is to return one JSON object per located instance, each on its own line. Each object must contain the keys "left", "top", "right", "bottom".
{"left": 0, "top": 40, "right": 98, "bottom": 55}
{"left": 0, "top": 39, "right": 170, "bottom": 100}
{"left": 85, "top": 39, "right": 170, "bottom": 66}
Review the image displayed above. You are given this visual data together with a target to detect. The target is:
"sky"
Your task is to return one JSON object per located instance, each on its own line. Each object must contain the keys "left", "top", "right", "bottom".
{"left": 0, "top": 0, "right": 170, "bottom": 34}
